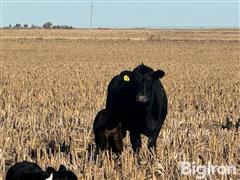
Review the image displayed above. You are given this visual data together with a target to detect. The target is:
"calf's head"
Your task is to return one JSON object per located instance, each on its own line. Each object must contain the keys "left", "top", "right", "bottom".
{"left": 46, "top": 165, "right": 77, "bottom": 180}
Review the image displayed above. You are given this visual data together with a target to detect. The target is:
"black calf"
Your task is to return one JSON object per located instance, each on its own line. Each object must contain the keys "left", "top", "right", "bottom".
{"left": 5, "top": 161, "right": 77, "bottom": 180}
{"left": 93, "top": 109, "right": 123, "bottom": 154}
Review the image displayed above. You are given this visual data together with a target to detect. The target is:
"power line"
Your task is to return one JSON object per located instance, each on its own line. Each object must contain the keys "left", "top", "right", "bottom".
{"left": 90, "top": 1, "right": 93, "bottom": 28}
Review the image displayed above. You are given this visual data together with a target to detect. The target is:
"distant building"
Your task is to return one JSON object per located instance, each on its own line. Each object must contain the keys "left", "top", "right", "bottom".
{"left": 52, "top": 25, "right": 73, "bottom": 29}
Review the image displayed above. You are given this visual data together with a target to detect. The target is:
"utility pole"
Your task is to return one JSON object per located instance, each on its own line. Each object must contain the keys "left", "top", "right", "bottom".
{"left": 90, "top": 1, "right": 93, "bottom": 28}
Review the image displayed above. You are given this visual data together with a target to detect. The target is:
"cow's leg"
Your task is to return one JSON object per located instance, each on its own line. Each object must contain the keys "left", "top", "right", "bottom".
{"left": 130, "top": 132, "right": 141, "bottom": 152}
{"left": 147, "top": 128, "right": 160, "bottom": 151}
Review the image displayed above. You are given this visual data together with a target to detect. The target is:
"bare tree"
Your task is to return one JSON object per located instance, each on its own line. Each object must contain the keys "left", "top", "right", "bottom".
{"left": 43, "top": 22, "right": 53, "bottom": 29}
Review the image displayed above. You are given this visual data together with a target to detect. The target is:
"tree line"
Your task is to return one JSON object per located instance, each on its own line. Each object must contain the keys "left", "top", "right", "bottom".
{"left": 5, "top": 22, "right": 73, "bottom": 29}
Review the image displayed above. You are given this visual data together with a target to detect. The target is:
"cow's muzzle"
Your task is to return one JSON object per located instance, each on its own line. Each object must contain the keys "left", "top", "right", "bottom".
{"left": 136, "top": 95, "right": 148, "bottom": 103}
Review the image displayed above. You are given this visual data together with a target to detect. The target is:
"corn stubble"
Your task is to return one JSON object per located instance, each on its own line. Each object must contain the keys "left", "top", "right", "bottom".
{"left": 0, "top": 29, "right": 239, "bottom": 179}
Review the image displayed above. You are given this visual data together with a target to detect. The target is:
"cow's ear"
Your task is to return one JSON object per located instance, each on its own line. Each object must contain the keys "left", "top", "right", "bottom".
{"left": 123, "top": 74, "right": 130, "bottom": 82}
{"left": 58, "top": 164, "right": 67, "bottom": 172}
{"left": 121, "top": 71, "right": 132, "bottom": 82}
{"left": 153, "top": 70, "right": 165, "bottom": 79}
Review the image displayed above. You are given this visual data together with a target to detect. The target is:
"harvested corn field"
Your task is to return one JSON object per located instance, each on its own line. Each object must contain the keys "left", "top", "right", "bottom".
{"left": 0, "top": 29, "right": 240, "bottom": 179}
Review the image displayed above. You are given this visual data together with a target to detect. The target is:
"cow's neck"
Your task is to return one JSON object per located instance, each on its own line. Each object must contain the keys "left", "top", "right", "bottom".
{"left": 136, "top": 102, "right": 152, "bottom": 115}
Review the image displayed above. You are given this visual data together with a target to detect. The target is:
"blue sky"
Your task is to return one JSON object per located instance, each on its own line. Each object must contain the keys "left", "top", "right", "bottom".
{"left": 1, "top": 1, "right": 239, "bottom": 28}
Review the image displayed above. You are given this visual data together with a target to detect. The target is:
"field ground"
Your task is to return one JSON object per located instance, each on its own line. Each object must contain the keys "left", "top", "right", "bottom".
{"left": 0, "top": 29, "right": 240, "bottom": 179}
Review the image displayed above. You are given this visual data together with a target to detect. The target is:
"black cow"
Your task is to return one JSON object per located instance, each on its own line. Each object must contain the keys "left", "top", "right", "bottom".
{"left": 5, "top": 161, "right": 78, "bottom": 180}
{"left": 105, "top": 64, "right": 167, "bottom": 152}
{"left": 93, "top": 108, "right": 123, "bottom": 154}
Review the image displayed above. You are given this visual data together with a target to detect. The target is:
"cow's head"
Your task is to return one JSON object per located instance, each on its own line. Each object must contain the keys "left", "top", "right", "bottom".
{"left": 131, "top": 64, "right": 165, "bottom": 104}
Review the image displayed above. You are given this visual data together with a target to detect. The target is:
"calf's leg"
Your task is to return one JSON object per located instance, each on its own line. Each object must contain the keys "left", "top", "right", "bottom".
{"left": 95, "top": 132, "right": 108, "bottom": 153}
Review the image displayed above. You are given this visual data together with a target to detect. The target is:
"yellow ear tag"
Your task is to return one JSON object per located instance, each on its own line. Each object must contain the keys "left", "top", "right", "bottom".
{"left": 123, "top": 75, "right": 130, "bottom": 81}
